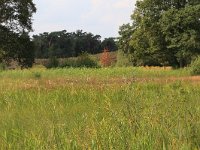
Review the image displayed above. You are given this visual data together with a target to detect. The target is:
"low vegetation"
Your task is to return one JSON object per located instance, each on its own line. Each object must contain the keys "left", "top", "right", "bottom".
{"left": 190, "top": 56, "right": 200, "bottom": 75}
{"left": 45, "top": 53, "right": 100, "bottom": 69}
{"left": 0, "top": 67, "right": 199, "bottom": 149}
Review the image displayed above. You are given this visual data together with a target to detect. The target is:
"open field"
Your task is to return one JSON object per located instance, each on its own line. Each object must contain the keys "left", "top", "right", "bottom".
{"left": 0, "top": 67, "right": 200, "bottom": 149}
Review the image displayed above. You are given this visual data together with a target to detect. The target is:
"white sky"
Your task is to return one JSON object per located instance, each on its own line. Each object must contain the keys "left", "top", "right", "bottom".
{"left": 32, "top": 0, "right": 136, "bottom": 39}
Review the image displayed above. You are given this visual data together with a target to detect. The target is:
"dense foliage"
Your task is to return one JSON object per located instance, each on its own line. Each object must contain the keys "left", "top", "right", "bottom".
{"left": 119, "top": 0, "right": 200, "bottom": 67}
{"left": 33, "top": 30, "right": 118, "bottom": 59}
{"left": 46, "top": 53, "right": 99, "bottom": 69}
{"left": 116, "top": 50, "right": 132, "bottom": 67}
{"left": 0, "top": 0, "right": 36, "bottom": 68}
{"left": 190, "top": 56, "right": 200, "bottom": 75}
{"left": 61, "top": 53, "right": 99, "bottom": 68}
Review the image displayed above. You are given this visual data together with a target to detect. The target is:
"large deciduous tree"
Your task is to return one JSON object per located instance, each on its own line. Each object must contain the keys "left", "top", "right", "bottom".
{"left": 160, "top": 4, "right": 200, "bottom": 67}
{"left": 0, "top": 0, "right": 36, "bottom": 32}
{"left": 0, "top": 0, "right": 36, "bottom": 68}
{"left": 119, "top": 0, "right": 200, "bottom": 67}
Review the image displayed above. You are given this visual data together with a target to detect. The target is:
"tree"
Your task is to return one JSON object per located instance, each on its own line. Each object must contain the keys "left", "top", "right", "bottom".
{"left": 17, "top": 33, "right": 35, "bottom": 68}
{"left": 121, "top": 0, "right": 200, "bottom": 67}
{"left": 101, "top": 38, "right": 118, "bottom": 51}
{"left": 0, "top": 0, "right": 36, "bottom": 67}
{"left": 0, "top": 0, "right": 36, "bottom": 32}
{"left": 130, "top": 0, "right": 171, "bottom": 66}
{"left": 160, "top": 4, "right": 200, "bottom": 67}
{"left": 118, "top": 23, "right": 134, "bottom": 54}
{"left": 118, "top": 23, "right": 136, "bottom": 65}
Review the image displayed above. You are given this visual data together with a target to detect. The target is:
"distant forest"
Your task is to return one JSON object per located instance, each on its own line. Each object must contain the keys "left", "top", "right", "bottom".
{"left": 32, "top": 30, "right": 118, "bottom": 59}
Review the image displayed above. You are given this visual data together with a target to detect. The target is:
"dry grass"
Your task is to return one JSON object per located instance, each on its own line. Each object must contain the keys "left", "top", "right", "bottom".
{"left": 143, "top": 66, "right": 173, "bottom": 70}
{"left": 1, "top": 74, "right": 200, "bottom": 92}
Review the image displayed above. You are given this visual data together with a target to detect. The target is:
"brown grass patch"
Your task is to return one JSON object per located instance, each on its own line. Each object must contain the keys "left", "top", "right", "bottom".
{"left": 1, "top": 75, "right": 200, "bottom": 92}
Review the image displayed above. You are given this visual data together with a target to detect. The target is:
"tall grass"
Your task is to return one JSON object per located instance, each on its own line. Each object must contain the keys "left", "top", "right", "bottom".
{"left": 0, "top": 67, "right": 190, "bottom": 79}
{"left": 0, "top": 67, "right": 199, "bottom": 149}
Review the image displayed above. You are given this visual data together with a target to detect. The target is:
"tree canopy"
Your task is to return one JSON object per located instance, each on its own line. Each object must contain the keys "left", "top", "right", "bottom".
{"left": 33, "top": 30, "right": 118, "bottom": 59}
{"left": 118, "top": 0, "right": 200, "bottom": 67}
{"left": 0, "top": 0, "right": 36, "bottom": 32}
{"left": 0, "top": 0, "right": 36, "bottom": 68}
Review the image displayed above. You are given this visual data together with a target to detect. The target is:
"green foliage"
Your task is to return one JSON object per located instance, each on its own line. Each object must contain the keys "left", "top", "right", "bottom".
{"left": 0, "top": 0, "right": 36, "bottom": 32}
{"left": 33, "top": 30, "right": 103, "bottom": 59}
{"left": 17, "top": 33, "right": 35, "bottom": 68}
{"left": 120, "top": 0, "right": 200, "bottom": 67}
{"left": 160, "top": 4, "right": 200, "bottom": 67}
{"left": 60, "top": 59, "right": 76, "bottom": 68}
{"left": 118, "top": 23, "right": 134, "bottom": 55}
{"left": 101, "top": 38, "right": 118, "bottom": 51}
{"left": 46, "top": 56, "right": 59, "bottom": 68}
{"left": 33, "top": 30, "right": 119, "bottom": 59}
{"left": 61, "top": 53, "right": 99, "bottom": 68}
{"left": 0, "top": 0, "right": 36, "bottom": 68}
{"left": 33, "top": 72, "right": 41, "bottom": 79}
{"left": 190, "top": 56, "right": 200, "bottom": 75}
{"left": 0, "top": 63, "right": 6, "bottom": 71}
{"left": 116, "top": 50, "right": 132, "bottom": 67}
{"left": 76, "top": 53, "right": 99, "bottom": 68}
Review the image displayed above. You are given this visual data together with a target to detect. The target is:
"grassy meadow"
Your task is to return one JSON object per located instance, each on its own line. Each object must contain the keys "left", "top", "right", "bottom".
{"left": 0, "top": 67, "right": 200, "bottom": 149}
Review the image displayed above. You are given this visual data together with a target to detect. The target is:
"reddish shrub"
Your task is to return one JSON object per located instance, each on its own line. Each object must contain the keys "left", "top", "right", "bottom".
{"left": 100, "top": 48, "right": 112, "bottom": 67}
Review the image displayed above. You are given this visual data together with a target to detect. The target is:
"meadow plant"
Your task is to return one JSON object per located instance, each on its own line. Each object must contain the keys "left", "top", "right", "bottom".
{"left": 190, "top": 56, "right": 200, "bottom": 75}
{"left": 100, "top": 48, "right": 112, "bottom": 67}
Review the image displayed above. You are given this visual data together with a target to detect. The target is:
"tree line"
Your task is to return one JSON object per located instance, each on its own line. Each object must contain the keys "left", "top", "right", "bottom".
{"left": 33, "top": 30, "right": 117, "bottom": 59}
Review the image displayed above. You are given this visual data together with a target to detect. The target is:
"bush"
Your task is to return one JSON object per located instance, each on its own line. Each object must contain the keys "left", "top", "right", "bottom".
{"left": 100, "top": 48, "right": 112, "bottom": 67}
{"left": 0, "top": 63, "right": 6, "bottom": 71}
{"left": 33, "top": 72, "right": 41, "bottom": 79}
{"left": 60, "top": 59, "right": 76, "bottom": 68}
{"left": 190, "top": 56, "right": 200, "bottom": 75}
{"left": 61, "top": 53, "right": 99, "bottom": 68}
{"left": 76, "top": 53, "right": 99, "bottom": 68}
{"left": 116, "top": 50, "right": 132, "bottom": 67}
{"left": 46, "top": 56, "right": 59, "bottom": 68}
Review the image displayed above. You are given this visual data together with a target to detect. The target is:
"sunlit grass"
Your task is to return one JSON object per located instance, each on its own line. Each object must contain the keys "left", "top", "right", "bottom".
{"left": 0, "top": 67, "right": 199, "bottom": 149}
{"left": 0, "top": 67, "right": 190, "bottom": 79}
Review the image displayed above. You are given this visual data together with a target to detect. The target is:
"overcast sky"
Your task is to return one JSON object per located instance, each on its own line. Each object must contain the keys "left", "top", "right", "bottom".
{"left": 32, "top": 0, "right": 136, "bottom": 39}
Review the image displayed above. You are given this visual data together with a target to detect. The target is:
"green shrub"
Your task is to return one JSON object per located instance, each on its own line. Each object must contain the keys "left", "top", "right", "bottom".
{"left": 46, "top": 56, "right": 59, "bottom": 68}
{"left": 60, "top": 59, "right": 76, "bottom": 68}
{"left": 61, "top": 53, "right": 99, "bottom": 68}
{"left": 33, "top": 72, "right": 41, "bottom": 79}
{"left": 76, "top": 53, "right": 99, "bottom": 68}
{"left": 0, "top": 63, "right": 6, "bottom": 71}
{"left": 190, "top": 56, "right": 200, "bottom": 75}
{"left": 116, "top": 50, "right": 132, "bottom": 67}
